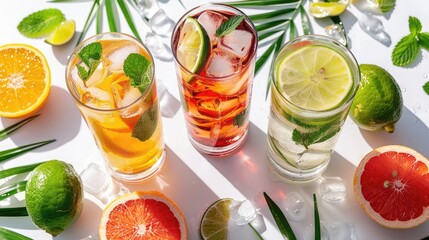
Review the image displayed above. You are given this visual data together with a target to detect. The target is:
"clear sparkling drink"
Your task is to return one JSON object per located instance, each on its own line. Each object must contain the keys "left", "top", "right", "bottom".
{"left": 267, "top": 35, "right": 360, "bottom": 181}
{"left": 172, "top": 4, "right": 257, "bottom": 156}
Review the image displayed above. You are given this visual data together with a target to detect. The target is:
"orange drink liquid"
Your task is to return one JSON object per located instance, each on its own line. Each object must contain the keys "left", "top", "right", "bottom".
{"left": 172, "top": 4, "right": 257, "bottom": 156}
{"left": 66, "top": 33, "right": 165, "bottom": 182}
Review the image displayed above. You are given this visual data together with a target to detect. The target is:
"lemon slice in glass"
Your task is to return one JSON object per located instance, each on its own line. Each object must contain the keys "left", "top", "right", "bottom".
{"left": 309, "top": 1, "right": 349, "bottom": 18}
{"left": 45, "top": 20, "right": 75, "bottom": 46}
{"left": 176, "top": 17, "right": 210, "bottom": 75}
{"left": 276, "top": 45, "right": 353, "bottom": 111}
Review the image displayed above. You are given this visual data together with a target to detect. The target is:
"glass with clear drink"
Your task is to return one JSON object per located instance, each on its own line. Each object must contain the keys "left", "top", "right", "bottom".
{"left": 66, "top": 32, "right": 165, "bottom": 182}
{"left": 267, "top": 35, "right": 360, "bottom": 181}
{"left": 172, "top": 4, "right": 257, "bottom": 156}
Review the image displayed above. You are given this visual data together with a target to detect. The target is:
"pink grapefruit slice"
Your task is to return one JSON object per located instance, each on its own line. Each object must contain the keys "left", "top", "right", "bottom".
{"left": 354, "top": 145, "right": 429, "bottom": 229}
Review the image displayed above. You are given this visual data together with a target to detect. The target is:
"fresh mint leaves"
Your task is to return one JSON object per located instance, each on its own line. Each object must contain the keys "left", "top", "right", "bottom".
{"left": 17, "top": 8, "right": 65, "bottom": 38}
{"left": 423, "top": 82, "right": 429, "bottom": 95}
{"left": 392, "top": 16, "right": 429, "bottom": 66}
{"left": 77, "top": 42, "right": 102, "bottom": 82}
{"left": 132, "top": 104, "right": 158, "bottom": 141}
{"left": 216, "top": 15, "right": 245, "bottom": 37}
{"left": 233, "top": 108, "right": 248, "bottom": 127}
{"left": 292, "top": 124, "right": 341, "bottom": 149}
{"left": 376, "top": 0, "right": 396, "bottom": 13}
{"left": 123, "top": 53, "right": 152, "bottom": 94}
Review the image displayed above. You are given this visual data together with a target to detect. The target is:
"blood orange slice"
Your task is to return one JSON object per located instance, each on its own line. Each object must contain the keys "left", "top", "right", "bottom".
{"left": 99, "top": 191, "right": 187, "bottom": 239}
{"left": 354, "top": 145, "right": 429, "bottom": 229}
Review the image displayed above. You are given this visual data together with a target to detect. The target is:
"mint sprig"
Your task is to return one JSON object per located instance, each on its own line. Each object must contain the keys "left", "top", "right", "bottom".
{"left": 233, "top": 108, "right": 248, "bottom": 127}
{"left": 392, "top": 16, "right": 429, "bottom": 66}
{"left": 216, "top": 15, "right": 245, "bottom": 37}
{"left": 17, "top": 8, "right": 65, "bottom": 38}
{"left": 123, "top": 53, "right": 152, "bottom": 94}
{"left": 292, "top": 124, "right": 341, "bottom": 149}
{"left": 77, "top": 42, "right": 102, "bottom": 81}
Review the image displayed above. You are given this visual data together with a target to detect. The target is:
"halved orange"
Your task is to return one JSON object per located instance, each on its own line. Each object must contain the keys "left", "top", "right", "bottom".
{"left": 0, "top": 44, "right": 51, "bottom": 118}
{"left": 354, "top": 145, "right": 429, "bottom": 229}
{"left": 99, "top": 191, "right": 188, "bottom": 240}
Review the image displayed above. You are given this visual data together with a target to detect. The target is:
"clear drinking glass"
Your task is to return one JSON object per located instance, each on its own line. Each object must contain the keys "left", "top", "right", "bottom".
{"left": 267, "top": 35, "right": 360, "bottom": 181}
{"left": 66, "top": 32, "right": 165, "bottom": 182}
{"left": 172, "top": 4, "right": 257, "bottom": 156}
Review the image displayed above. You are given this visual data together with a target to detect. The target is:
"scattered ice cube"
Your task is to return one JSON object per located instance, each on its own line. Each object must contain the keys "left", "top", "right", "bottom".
{"left": 284, "top": 192, "right": 307, "bottom": 221}
{"left": 230, "top": 200, "right": 258, "bottom": 225}
{"left": 325, "top": 24, "right": 347, "bottom": 46}
{"left": 319, "top": 176, "right": 346, "bottom": 201}
{"left": 205, "top": 49, "right": 242, "bottom": 78}
{"left": 359, "top": 12, "right": 391, "bottom": 46}
{"left": 197, "top": 10, "right": 227, "bottom": 46}
{"left": 81, "top": 87, "right": 112, "bottom": 109}
{"left": 304, "top": 222, "right": 330, "bottom": 240}
{"left": 149, "top": 9, "right": 175, "bottom": 37}
{"left": 157, "top": 79, "right": 181, "bottom": 118}
{"left": 80, "top": 163, "right": 111, "bottom": 195}
{"left": 145, "top": 32, "right": 173, "bottom": 61}
{"left": 106, "top": 45, "right": 139, "bottom": 72}
{"left": 219, "top": 30, "right": 254, "bottom": 62}
{"left": 111, "top": 78, "right": 145, "bottom": 118}
{"left": 330, "top": 222, "right": 356, "bottom": 240}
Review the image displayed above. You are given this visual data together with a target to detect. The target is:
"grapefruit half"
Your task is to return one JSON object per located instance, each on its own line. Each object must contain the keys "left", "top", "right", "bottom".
{"left": 354, "top": 145, "right": 429, "bottom": 229}
{"left": 99, "top": 191, "right": 188, "bottom": 239}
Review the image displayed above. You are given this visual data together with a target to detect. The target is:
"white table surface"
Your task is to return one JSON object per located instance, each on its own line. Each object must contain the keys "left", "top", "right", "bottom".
{"left": 1, "top": 0, "right": 429, "bottom": 239}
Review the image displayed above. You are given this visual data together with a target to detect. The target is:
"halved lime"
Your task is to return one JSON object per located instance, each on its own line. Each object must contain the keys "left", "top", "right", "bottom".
{"left": 200, "top": 198, "right": 232, "bottom": 239}
{"left": 276, "top": 45, "right": 353, "bottom": 111}
{"left": 309, "top": 1, "right": 348, "bottom": 18}
{"left": 45, "top": 20, "right": 76, "bottom": 46}
{"left": 176, "top": 17, "right": 210, "bottom": 75}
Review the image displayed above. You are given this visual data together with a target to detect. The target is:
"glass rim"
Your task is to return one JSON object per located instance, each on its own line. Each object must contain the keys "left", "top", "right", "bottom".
{"left": 271, "top": 34, "right": 361, "bottom": 115}
{"left": 65, "top": 32, "right": 155, "bottom": 112}
{"left": 171, "top": 3, "right": 258, "bottom": 80}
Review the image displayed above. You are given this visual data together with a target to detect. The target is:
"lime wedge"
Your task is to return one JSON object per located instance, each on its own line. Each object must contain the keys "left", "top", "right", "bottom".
{"left": 45, "top": 20, "right": 76, "bottom": 46}
{"left": 200, "top": 198, "right": 232, "bottom": 239}
{"left": 309, "top": 1, "right": 348, "bottom": 18}
{"left": 276, "top": 45, "right": 353, "bottom": 111}
{"left": 176, "top": 17, "right": 210, "bottom": 75}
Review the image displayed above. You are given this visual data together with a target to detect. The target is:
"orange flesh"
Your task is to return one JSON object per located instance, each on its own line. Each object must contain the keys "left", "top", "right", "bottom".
{"left": 361, "top": 151, "right": 429, "bottom": 221}
{"left": 105, "top": 198, "right": 182, "bottom": 240}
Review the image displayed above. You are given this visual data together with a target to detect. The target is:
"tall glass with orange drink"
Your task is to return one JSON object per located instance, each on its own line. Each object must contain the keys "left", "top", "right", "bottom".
{"left": 172, "top": 4, "right": 257, "bottom": 156}
{"left": 66, "top": 32, "right": 165, "bottom": 182}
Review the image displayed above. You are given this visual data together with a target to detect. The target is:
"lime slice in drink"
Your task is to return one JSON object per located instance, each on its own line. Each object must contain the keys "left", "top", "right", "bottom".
{"left": 45, "top": 20, "right": 76, "bottom": 46}
{"left": 276, "top": 45, "right": 353, "bottom": 111}
{"left": 176, "top": 17, "right": 210, "bottom": 75}
{"left": 309, "top": 1, "right": 348, "bottom": 18}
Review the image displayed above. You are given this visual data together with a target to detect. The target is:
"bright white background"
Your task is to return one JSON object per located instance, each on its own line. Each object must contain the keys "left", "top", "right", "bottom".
{"left": 0, "top": 0, "right": 429, "bottom": 239}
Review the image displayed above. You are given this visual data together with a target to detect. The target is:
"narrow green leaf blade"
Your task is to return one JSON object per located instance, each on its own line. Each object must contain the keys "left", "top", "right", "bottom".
{"left": 423, "top": 82, "right": 429, "bottom": 95}
{"left": 105, "top": 0, "right": 118, "bottom": 32}
{"left": 216, "top": 15, "right": 245, "bottom": 37}
{"left": 0, "top": 115, "right": 39, "bottom": 141}
{"left": 263, "top": 192, "right": 297, "bottom": 240}
{"left": 96, "top": 0, "right": 102, "bottom": 34}
{"left": 0, "top": 227, "right": 32, "bottom": 240}
{"left": 255, "top": 19, "right": 289, "bottom": 32}
{"left": 255, "top": 41, "right": 277, "bottom": 76}
{"left": 299, "top": 5, "right": 312, "bottom": 35}
{"left": 0, "top": 181, "right": 27, "bottom": 201}
{"left": 289, "top": 20, "right": 297, "bottom": 40}
{"left": 392, "top": 34, "right": 419, "bottom": 66}
{"left": 265, "top": 33, "right": 285, "bottom": 99}
{"left": 418, "top": 32, "right": 429, "bottom": 51}
{"left": 117, "top": 0, "right": 143, "bottom": 42}
{"left": 0, "top": 162, "right": 44, "bottom": 180}
{"left": 0, "top": 207, "right": 28, "bottom": 217}
{"left": 0, "top": 139, "right": 56, "bottom": 163}
{"left": 249, "top": 8, "right": 294, "bottom": 21}
{"left": 259, "top": 29, "right": 282, "bottom": 42}
{"left": 313, "top": 194, "right": 321, "bottom": 240}
{"left": 76, "top": 0, "right": 99, "bottom": 46}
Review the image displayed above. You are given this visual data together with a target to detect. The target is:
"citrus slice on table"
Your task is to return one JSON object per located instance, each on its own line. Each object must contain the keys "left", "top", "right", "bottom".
{"left": 45, "top": 20, "right": 76, "bottom": 46}
{"left": 275, "top": 44, "right": 353, "bottom": 111}
{"left": 99, "top": 191, "right": 187, "bottom": 240}
{"left": 0, "top": 44, "right": 51, "bottom": 118}
{"left": 354, "top": 145, "right": 429, "bottom": 229}
{"left": 176, "top": 17, "right": 210, "bottom": 74}
{"left": 309, "top": 1, "right": 349, "bottom": 18}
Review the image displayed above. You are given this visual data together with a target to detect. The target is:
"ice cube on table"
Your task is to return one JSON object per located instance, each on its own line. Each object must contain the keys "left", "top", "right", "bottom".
{"left": 106, "top": 45, "right": 139, "bottom": 72}
{"left": 330, "top": 222, "right": 356, "bottom": 240}
{"left": 149, "top": 9, "right": 175, "bottom": 37}
{"left": 219, "top": 30, "right": 254, "bottom": 62}
{"left": 304, "top": 222, "right": 330, "bottom": 240}
{"left": 230, "top": 200, "right": 258, "bottom": 225}
{"left": 325, "top": 24, "right": 347, "bottom": 46}
{"left": 197, "top": 10, "right": 227, "bottom": 46}
{"left": 80, "top": 163, "right": 111, "bottom": 195}
{"left": 359, "top": 12, "right": 391, "bottom": 46}
{"left": 205, "top": 49, "right": 242, "bottom": 78}
{"left": 81, "top": 87, "right": 112, "bottom": 109}
{"left": 319, "top": 176, "right": 347, "bottom": 201}
{"left": 111, "top": 78, "right": 145, "bottom": 118}
{"left": 284, "top": 192, "right": 307, "bottom": 221}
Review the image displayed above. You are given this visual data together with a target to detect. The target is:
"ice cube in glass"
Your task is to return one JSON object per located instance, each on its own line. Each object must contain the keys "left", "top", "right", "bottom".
{"left": 319, "top": 176, "right": 346, "bottom": 201}
{"left": 219, "top": 29, "right": 254, "bottom": 62}
{"left": 205, "top": 49, "right": 242, "bottom": 78}
{"left": 111, "top": 78, "right": 145, "bottom": 118}
{"left": 197, "top": 10, "right": 227, "bottom": 46}
{"left": 106, "top": 45, "right": 139, "bottom": 72}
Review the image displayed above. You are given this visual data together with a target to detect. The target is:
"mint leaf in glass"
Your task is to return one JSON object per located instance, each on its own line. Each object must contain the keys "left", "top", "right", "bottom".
{"left": 423, "top": 82, "right": 429, "bottom": 95}
{"left": 292, "top": 124, "right": 341, "bottom": 149}
{"left": 17, "top": 8, "right": 65, "bottom": 38}
{"left": 77, "top": 42, "right": 102, "bottom": 81}
{"left": 216, "top": 15, "right": 245, "bottom": 37}
{"left": 132, "top": 104, "right": 158, "bottom": 141}
{"left": 123, "top": 53, "right": 152, "bottom": 93}
{"left": 233, "top": 108, "right": 248, "bottom": 127}
{"left": 392, "top": 34, "right": 419, "bottom": 66}
{"left": 418, "top": 32, "right": 429, "bottom": 51}
{"left": 409, "top": 16, "right": 422, "bottom": 36}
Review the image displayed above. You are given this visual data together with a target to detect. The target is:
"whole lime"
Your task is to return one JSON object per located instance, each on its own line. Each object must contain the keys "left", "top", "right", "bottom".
{"left": 350, "top": 64, "right": 403, "bottom": 133}
{"left": 25, "top": 160, "right": 83, "bottom": 236}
